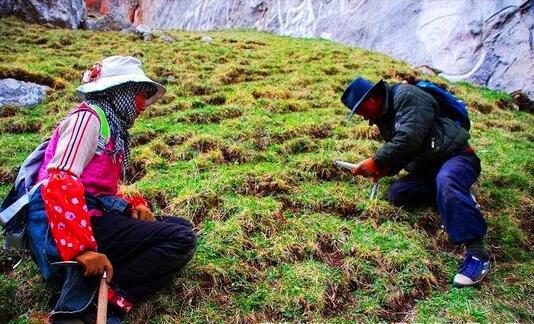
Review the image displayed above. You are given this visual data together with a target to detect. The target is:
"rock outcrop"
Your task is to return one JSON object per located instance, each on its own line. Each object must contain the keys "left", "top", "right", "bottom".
{"left": 131, "top": 0, "right": 534, "bottom": 100}
{"left": 0, "top": 0, "right": 85, "bottom": 29}
{"left": 83, "top": 0, "right": 134, "bottom": 30}
{"left": 0, "top": 78, "right": 49, "bottom": 108}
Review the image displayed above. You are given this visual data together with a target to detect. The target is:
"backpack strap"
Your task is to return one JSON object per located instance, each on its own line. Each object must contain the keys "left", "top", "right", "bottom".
{"left": 70, "top": 103, "right": 111, "bottom": 150}
{"left": 0, "top": 179, "right": 45, "bottom": 225}
{"left": 88, "top": 104, "right": 110, "bottom": 143}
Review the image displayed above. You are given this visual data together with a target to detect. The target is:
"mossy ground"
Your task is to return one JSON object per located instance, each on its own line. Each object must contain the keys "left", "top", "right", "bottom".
{"left": 0, "top": 17, "right": 533, "bottom": 323}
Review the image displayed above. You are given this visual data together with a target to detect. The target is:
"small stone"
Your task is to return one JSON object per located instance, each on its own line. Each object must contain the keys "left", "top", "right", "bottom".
{"left": 201, "top": 36, "right": 213, "bottom": 44}
{"left": 416, "top": 65, "right": 438, "bottom": 76}
{"left": 120, "top": 27, "right": 136, "bottom": 34}
{"left": 0, "top": 78, "right": 49, "bottom": 108}
{"left": 160, "top": 34, "right": 176, "bottom": 43}
{"left": 143, "top": 33, "right": 153, "bottom": 42}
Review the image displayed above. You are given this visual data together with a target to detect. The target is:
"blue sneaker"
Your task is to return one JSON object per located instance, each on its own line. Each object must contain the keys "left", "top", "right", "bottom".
{"left": 453, "top": 254, "right": 490, "bottom": 287}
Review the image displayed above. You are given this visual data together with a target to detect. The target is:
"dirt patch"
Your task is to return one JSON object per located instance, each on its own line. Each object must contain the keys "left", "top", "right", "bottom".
{"left": 314, "top": 235, "right": 344, "bottom": 268}
{"left": 220, "top": 146, "right": 253, "bottom": 164}
{"left": 163, "top": 133, "right": 190, "bottom": 147}
{"left": 0, "top": 106, "right": 23, "bottom": 118}
{"left": 273, "top": 123, "right": 334, "bottom": 143}
{"left": 322, "top": 283, "right": 355, "bottom": 317}
{"left": 483, "top": 120, "right": 524, "bottom": 132}
{"left": 130, "top": 130, "right": 157, "bottom": 146}
{"left": 177, "top": 272, "right": 232, "bottom": 311}
{"left": 216, "top": 66, "right": 269, "bottom": 85}
{"left": 0, "top": 67, "right": 66, "bottom": 89}
{"left": 517, "top": 201, "right": 534, "bottom": 249}
{"left": 281, "top": 137, "right": 316, "bottom": 155}
{"left": 159, "top": 94, "right": 176, "bottom": 105}
{"left": 222, "top": 38, "right": 238, "bottom": 44}
{"left": 264, "top": 100, "right": 308, "bottom": 114}
{"left": 173, "top": 190, "right": 223, "bottom": 225}
{"left": 144, "top": 191, "right": 170, "bottom": 213}
{"left": 1, "top": 120, "right": 41, "bottom": 134}
{"left": 188, "top": 84, "right": 216, "bottom": 96}
{"left": 203, "top": 94, "right": 226, "bottom": 106}
{"left": 383, "top": 68, "right": 419, "bottom": 84}
{"left": 468, "top": 100, "right": 494, "bottom": 114}
{"left": 153, "top": 66, "right": 177, "bottom": 78}
{"left": 414, "top": 211, "right": 456, "bottom": 252}
{"left": 300, "top": 159, "right": 352, "bottom": 182}
{"left": 252, "top": 87, "right": 293, "bottom": 100}
{"left": 244, "top": 39, "right": 266, "bottom": 46}
{"left": 0, "top": 168, "right": 17, "bottom": 184}
{"left": 152, "top": 141, "right": 175, "bottom": 161}
{"left": 236, "top": 43, "right": 258, "bottom": 50}
{"left": 322, "top": 66, "right": 341, "bottom": 76}
{"left": 144, "top": 105, "right": 174, "bottom": 118}
{"left": 217, "top": 66, "right": 248, "bottom": 84}
{"left": 239, "top": 174, "right": 291, "bottom": 197}
{"left": 189, "top": 136, "right": 221, "bottom": 153}
{"left": 279, "top": 196, "right": 361, "bottom": 219}
{"left": 177, "top": 107, "right": 243, "bottom": 124}
{"left": 378, "top": 275, "right": 438, "bottom": 322}
{"left": 307, "top": 124, "right": 334, "bottom": 139}
{"left": 124, "top": 159, "right": 147, "bottom": 184}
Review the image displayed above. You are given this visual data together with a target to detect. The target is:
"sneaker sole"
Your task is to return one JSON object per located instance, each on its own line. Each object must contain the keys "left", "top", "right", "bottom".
{"left": 452, "top": 267, "right": 490, "bottom": 288}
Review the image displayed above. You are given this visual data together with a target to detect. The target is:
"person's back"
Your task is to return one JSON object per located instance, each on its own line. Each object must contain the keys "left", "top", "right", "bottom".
{"left": 372, "top": 83, "right": 470, "bottom": 173}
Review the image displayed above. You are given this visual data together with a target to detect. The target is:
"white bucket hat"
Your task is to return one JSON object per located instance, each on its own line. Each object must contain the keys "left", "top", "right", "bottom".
{"left": 76, "top": 56, "right": 165, "bottom": 107}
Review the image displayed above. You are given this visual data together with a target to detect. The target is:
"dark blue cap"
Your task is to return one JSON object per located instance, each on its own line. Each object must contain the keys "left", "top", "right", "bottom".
{"left": 341, "top": 77, "right": 385, "bottom": 120}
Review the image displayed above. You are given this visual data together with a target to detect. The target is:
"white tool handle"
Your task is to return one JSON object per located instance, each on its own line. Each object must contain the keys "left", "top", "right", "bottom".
{"left": 334, "top": 160, "right": 358, "bottom": 170}
{"left": 96, "top": 271, "right": 108, "bottom": 324}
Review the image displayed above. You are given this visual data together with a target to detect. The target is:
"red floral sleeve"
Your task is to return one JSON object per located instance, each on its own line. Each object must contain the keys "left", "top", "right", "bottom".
{"left": 117, "top": 193, "right": 148, "bottom": 208}
{"left": 41, "top": 171, "right": 99, "bottom": 260}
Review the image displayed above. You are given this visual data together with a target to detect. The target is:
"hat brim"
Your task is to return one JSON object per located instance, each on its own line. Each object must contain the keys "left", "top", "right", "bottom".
{"left": 76, "top": 74, "right": 166, "bottom": 107}
{"left": 346, "top": 80, "right": 386, "bottom": 121}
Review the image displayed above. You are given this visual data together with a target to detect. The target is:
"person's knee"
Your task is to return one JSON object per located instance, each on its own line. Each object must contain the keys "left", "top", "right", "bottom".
{"left": 168, "top": 225, "right": 197, "bottom": 253}
{"left": 436, "top": 170, "right": 458, "bottom": 199}
{"left": 388, "top": 184, "right": 409, "bottom": 207}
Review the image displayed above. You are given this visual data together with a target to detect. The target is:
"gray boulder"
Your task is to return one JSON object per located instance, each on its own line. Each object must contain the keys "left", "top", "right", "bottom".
{"left": 84, "top": 13, "right": 132, "bottom": 31}
{"left": 159, "top": 34, "right": 176, "bottom": 43}
{"left": 0, "top": 78, "right": 49, "bottom": 108}
{"left": 0, "top": 0, "right": 85, "bottom": 29}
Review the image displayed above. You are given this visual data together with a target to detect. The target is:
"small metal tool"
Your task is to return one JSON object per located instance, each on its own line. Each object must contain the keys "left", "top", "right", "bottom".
{"left": 369, "top": 180, "right": 379, "bottom": 199}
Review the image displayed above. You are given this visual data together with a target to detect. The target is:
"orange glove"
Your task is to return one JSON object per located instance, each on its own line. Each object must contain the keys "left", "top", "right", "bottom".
{"left": 351, "top": 157, "right": 389, "bottom": 181}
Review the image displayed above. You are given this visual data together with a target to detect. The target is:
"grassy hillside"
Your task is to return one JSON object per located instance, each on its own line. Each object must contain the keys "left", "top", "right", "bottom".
{"left": 0, "top": 17, "right": 532, "bottom": 322}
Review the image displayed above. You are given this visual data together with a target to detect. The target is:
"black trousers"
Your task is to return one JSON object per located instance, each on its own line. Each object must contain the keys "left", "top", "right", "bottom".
{"left": 90, "top": 214, "right": 197, "bottom": 301}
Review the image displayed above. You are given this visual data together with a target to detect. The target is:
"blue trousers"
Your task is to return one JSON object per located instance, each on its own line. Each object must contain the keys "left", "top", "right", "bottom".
{"left": 388, "top": 152, "right": 487, "bottom": 244}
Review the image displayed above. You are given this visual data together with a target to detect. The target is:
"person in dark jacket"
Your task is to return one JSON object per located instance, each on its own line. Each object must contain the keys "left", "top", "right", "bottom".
{"left": 341, "top": 76, "right": 490, "bottom": 287}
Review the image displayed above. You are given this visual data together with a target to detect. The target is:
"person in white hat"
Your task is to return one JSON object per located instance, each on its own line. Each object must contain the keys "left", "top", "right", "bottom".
{"left": 24, "top": 56, "right": 197, "bottom": 322}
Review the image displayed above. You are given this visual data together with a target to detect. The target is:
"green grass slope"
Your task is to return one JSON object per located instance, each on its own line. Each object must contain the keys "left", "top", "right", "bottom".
{"left": 0, "top": 17, "right": 532, "bottom": 322}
